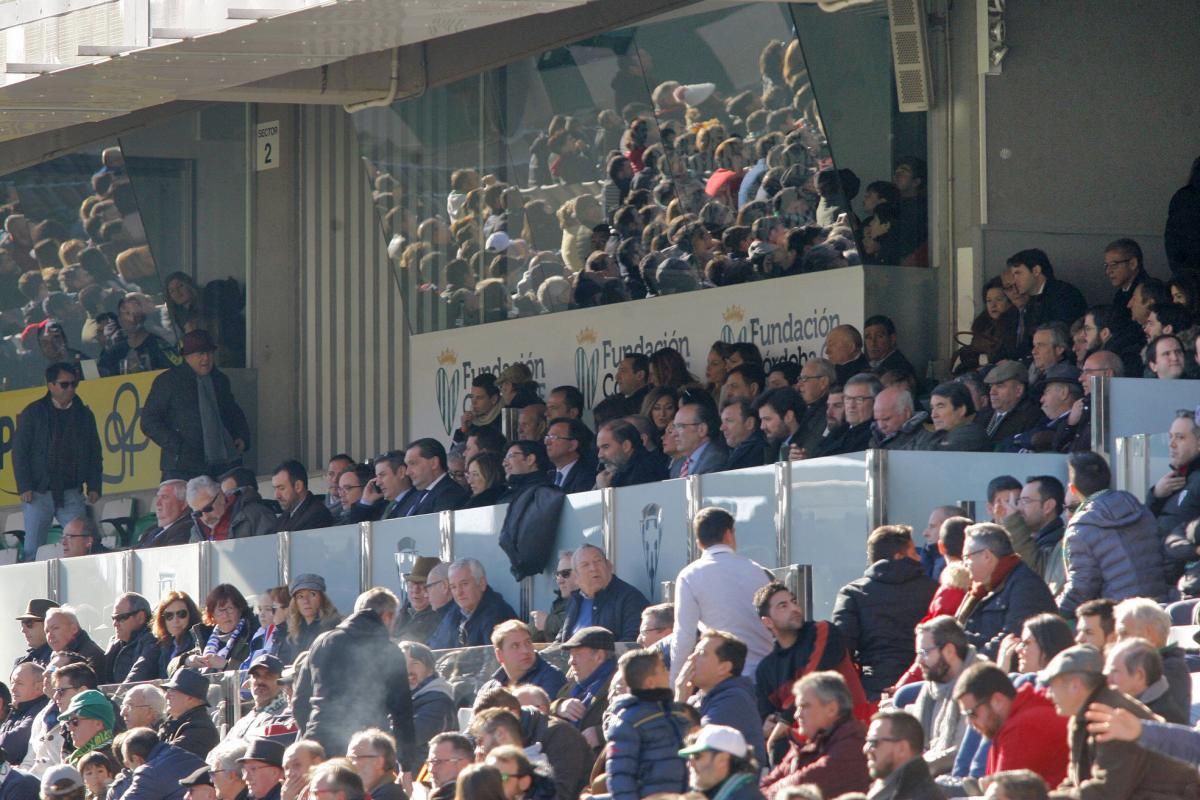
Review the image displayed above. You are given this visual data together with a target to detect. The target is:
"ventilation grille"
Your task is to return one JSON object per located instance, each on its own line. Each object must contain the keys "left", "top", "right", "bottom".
{"left": 887, "top": 0, "right": 932, "bottom": 112}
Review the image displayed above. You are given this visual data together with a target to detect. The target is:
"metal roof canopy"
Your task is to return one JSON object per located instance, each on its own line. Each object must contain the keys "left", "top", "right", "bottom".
{"left": 0, "top": 0, "right": 708, "bottom": 172}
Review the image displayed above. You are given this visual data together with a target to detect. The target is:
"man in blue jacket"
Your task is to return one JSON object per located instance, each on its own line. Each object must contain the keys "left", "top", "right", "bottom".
{"left": 478, "top": 621, "right": 565, "bottom": 699}
{"left": 557, "top": 545, "right": 649, "bottom": 643}
{"left": 674, "top": 632, "right": 767, "bottom": 767}
{"left": 427, "top": 559, "right": 517, "bottom": 650}
{"left": 119, "top": 728, "right": 206, "bottom": 800}
{"left": 605, "top": 648, "right": 691, "bottom": 800}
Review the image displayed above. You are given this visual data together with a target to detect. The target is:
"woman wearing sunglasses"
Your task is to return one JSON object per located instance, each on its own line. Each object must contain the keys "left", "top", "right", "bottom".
{"left": 127, "top": 591, "right": 203, "bottom": 681}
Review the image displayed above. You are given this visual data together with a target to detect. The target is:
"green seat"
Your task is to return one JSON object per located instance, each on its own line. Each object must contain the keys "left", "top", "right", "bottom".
{"left": 46, "top": 526, "right": 63, "bottom": 544}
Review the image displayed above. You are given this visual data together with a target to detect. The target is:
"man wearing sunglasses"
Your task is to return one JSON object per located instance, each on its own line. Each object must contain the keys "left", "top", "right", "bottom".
{"left": 12, "top": 361, "right": 103, "bottom": 562}
{"left": 102, "top": 593, "right": 156, "bottom": 684}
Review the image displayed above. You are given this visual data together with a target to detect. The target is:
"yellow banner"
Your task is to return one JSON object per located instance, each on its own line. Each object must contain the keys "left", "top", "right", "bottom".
{"left": 0, "top": 371, "right": 164, "bottom": 509}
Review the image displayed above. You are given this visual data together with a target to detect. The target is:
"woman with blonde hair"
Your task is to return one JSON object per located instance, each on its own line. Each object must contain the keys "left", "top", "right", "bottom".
{"left": 558, "top": 194, "right": 603, "bottom": 272}
{"left": 271, "top": 574, "right": 341, "bottom": 666}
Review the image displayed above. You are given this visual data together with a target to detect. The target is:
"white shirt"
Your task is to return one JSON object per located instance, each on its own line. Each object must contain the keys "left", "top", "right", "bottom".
{"left": 670, "top": 544, "right": 775, "bottom": 682}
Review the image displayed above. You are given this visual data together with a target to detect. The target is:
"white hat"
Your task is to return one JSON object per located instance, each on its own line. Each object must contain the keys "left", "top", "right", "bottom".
{"left": 485, "top": 232, "right": 512, "bottom": 253}
{"left": 41, "top": 765, "right": 84, "bottom": 797}
{"left": 678, "top": 724, "right": 749, "bottom": 758}
{"left": 673, "top": 82, "right": 716, "bottom": 107}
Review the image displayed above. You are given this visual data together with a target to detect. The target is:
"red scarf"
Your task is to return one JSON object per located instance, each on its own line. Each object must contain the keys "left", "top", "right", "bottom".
{"left": 969, "top": 553, "right": 1022, "bottom": 599}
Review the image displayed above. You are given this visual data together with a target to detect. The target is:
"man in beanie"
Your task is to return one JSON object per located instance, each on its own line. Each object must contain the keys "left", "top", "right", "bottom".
{"left": 11, "top": 362, "right": 102, "bottom": 562}
{"left": 160, "top": 671, "right": 218, "bottom": 760}
{"left": 237, "top": 741, "right": 284, "bottom": 800}
{"left": 141, "top": 330, "right": 250, "bottom": 481}
{"left": 1040, "top": 644, "right": 1200, "bottom": 798}
{"left": 59, "top": 692, "right": 114, "bottom": 768}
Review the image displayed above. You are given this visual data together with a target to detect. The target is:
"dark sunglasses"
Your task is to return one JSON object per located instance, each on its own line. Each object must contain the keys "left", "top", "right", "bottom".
{"left": 192, "top": 501, "right": 218, "bottom": 517}
{"left": 161, "top": 609, "right": 190, "bottom": 622}
{"left": 555, "top": 569, "right": 573, "bottom": 579}
{"left": 111, "top": 611, "right": 139, "bottom": 623}
{"left": 54, "top": 381, "right": 79, "bottom": 389}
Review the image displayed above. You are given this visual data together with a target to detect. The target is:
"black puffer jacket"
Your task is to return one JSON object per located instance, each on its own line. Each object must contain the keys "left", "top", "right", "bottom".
{"left": 958, "top": 560, "right": 1057, "bottom": 659}
{"left": 832, "top": 557, "right": 937, "bottom": 699}
{"left": 271, "top": 614, "right": 341, "bottom": 666}
{"left": 292, "top": 609, "right": 417, "bottom": 772}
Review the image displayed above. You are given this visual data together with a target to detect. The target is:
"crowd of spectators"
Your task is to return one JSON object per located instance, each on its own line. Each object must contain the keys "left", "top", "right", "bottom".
{"left": 0, "top": 145, "right": 246, "bottom": 391}
{"left": 374, "top": 38, "right": 930, "bottom": 332}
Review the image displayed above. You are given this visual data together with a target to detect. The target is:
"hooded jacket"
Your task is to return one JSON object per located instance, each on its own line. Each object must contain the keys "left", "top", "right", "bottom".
{"left": 832, "top": 557, "right": 937, "bottom": 698}
{"left": 291, "top": 608, "right": 417, "bottom": 771}
{"left": 603, "top": 690, "right": 691, "bottom": 800}
{"left": 410, "top": 675, "right": 456, "bottom": 753}
{"left": 986, "top": 683, "right": 1069, "bottom": 787}
{"left": 1058, "top": 489, "right": 1170, "bottom": 615}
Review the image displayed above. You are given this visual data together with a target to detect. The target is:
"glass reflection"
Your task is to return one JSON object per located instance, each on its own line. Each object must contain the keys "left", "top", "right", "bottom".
{"left": 353, "top": 2, "right": 927, "bottom": 336}
{"left": 0, "top": 144, "right": 177, "bottom": 390}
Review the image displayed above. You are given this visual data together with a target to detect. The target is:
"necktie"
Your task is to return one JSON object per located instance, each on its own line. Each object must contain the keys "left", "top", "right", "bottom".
{"left": 986, "top": 411, "right": 1005, "bottom": 437}
{"left": 554, "top": 471, "right": 564, "bottom": 487}
{"left": 406, "top": 490, "right": 430, "bottom": 516}
{"left": 679, "top": 458, "right": 691, "bottom": 478}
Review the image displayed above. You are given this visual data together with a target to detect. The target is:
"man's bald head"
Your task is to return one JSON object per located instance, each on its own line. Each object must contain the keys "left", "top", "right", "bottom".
{"left": 1081, "top": 351, "right": 1122, "bottom": 396}
{"left": 824, "top": 325, "right": 864, "bottom": 365}
{"left": 873, "top": 386, "right": 914, "bottom": 436}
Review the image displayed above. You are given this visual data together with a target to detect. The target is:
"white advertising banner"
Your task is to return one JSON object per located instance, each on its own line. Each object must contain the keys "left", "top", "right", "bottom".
{"left": 411, "top": 268, "right": 866, "bottom": 440}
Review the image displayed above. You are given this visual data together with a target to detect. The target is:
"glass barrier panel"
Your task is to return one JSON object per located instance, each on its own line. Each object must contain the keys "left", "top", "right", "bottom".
{"left": 788, "top": 453, "right": 868, "bottom": 621}
{"left": 1102, "top": 379, "right": 1199, "bottom": 455}
{"left": 372, "top": 516, "right": 444, "bottom": 602}
{"left": 210, "top": 534, "right": 282, "bottom": 603}
{"left": 451, "top": 505, "right": 521, "bottom": 616}
{"left": 58, "top": 551, "right": 128, "bottom": 642}
{"left": 883, "top": 451, "right": 1069, "bottom": 549}
{"left": 699, "top": 464, "right": 779, "bottom": 569}
{"left": 135, "top": 543, "right": 202, "bottom": 604}
{"left": 528, "top": 489, "right": 605, "bottom": 640}
{"left": 0, "top": 561, "right": 51, "bottom": 666}
{"left": 611, "top": 478, "right": 690, "bottom": 605}
{"left": 1148, "top": 433, "right": 1172, "bottom": 494}
{"left": 289, "top": 525, "right": 362, "bottom": 615}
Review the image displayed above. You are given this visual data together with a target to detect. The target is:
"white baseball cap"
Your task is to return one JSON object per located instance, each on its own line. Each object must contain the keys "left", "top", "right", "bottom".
{"left": 678, "top": 724, "right": 749, "bottom": 758}
{"left": 485, "top": 232, "right": 511, "bottom": 253}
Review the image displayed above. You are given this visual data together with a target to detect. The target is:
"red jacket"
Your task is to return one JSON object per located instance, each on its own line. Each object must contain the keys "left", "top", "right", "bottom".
{"left": 893, "top": 568, "right": 970, "bottom": 687}
{"left": 987, "top": 683, "right": 1069, "bottom": 787}
{"left": 761, "top": 715, "right": 870, "bottom": 799}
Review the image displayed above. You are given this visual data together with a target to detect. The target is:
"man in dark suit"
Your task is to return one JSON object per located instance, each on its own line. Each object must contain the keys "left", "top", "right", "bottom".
{"left": 614, "top": 354, "right": 651, "bottom": 416}
{"left": 348, "top": 451, "right": 417, "bottom": 522}
{"left": 1006, "top": 248, "right": 1087, "bottom": 341}
{"left": 1103, "top": 238, "right": 1149, "bottom": 323}
{"left": 596, "top": 420, "right": 669, "bottom": 488}
{"left": 793, "top": 358, "right": 835, "bottom": 456}
{"left": 864, "top": 315, "right": 915, "bottom": 376}
{"left": 141, "top": 330, "right": 251, "bottom": 481}
{"left": 136, "top": 479, "right": 195, "bottom": 547}
{"left": 824, "top": 324, "right": 871, "bottom": 386}
{"left": 976, "top": 360, "right": 1046, "bottom": 448}
{"left": 721, "top": 398, "right": 768, "bottom": 470}
{"left": 669, "top": 401, "right": 729, "bottom": 478}
{"left": 272, "top": 459, "right": 334, "bottom": 533}
{"left": 404, "top": 438, "right": 470, "bottom": 516}
{"left": 545, "top": 417, "right": 597, "bottom": 493}
{"left": 753, "top": 387, "right": 802, "bottom": 463}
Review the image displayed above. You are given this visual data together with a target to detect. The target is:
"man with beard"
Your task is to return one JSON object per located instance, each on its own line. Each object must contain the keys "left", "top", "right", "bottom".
{"left": 908, "top": 616, "right": 981, "bottom": 776}
{"left": 863, "top": 710, "right": 944, "bottom": 799}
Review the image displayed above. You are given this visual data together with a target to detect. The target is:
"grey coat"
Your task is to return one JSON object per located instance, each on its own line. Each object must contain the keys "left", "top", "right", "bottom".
{"left": 1057, "top": 490, "right": 1170, "bottom": 616}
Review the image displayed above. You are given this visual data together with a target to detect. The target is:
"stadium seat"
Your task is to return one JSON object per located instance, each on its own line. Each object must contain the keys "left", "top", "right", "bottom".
{"left": 35, "top": 542, "right": 63, "bottom": 561}
{"left": 99, "top": 496, "right": 137, "bottom": 546}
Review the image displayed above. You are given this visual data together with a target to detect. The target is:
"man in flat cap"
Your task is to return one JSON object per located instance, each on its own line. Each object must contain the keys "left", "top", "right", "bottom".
{"left": 551, "top": 626, "right": 617, "bottom": 752}
{"left": 60, "top": 690, "right": 115, "bottom": 767}
{"left": 396, "top": 557, "right": 442, "bottom": 644}
{"left": 1041, "top": 644, "right": 1200, "bottom": 798}
{"left": 977, "top": 360, "right": 1045, "bottom": 447}
{"left": 161, "top": 670, "right": 218, "bottom": 760}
